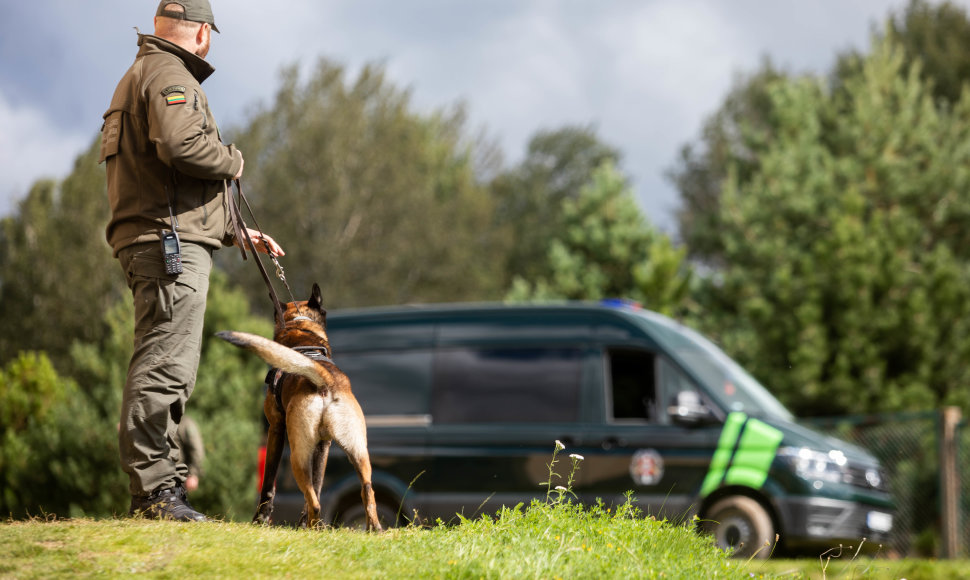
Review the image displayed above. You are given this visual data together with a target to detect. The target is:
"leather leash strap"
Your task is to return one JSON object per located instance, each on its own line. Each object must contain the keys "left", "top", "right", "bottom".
{"left": 227, "top": 179, "right": 286, "bottom": 323}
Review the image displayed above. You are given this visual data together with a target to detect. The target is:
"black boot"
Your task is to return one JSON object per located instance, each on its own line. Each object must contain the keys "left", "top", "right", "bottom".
{"left": 130, "top": 486, "right": 208, "bottom": 522}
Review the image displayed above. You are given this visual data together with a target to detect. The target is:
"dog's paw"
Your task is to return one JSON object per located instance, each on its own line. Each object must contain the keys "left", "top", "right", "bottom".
{"left": 252, "top": 502, "right": 274, "bottom": 526}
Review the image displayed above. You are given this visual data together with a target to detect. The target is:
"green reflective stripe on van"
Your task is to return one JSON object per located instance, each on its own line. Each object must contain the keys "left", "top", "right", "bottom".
{"left": 700, "top": 412, "right": 746, "bottom": 497}
{"left": 724, "top": 416, "right": 784, "bottom": 489}
{"left": 700, "top": 412, "right": 784, "bottom": 498}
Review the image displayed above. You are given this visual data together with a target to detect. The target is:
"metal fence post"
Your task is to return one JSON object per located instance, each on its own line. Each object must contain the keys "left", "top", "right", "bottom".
{"left": 940, "top": 406, "right": 962, "bottom": 559}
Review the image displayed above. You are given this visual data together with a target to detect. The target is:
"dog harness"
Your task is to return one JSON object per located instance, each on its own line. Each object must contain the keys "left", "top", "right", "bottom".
{"left": 263, "top": 346, "right": 333, "bottom": 416}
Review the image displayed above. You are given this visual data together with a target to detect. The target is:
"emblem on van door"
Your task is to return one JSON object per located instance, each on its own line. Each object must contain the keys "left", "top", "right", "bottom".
{"left": 630, "top": 449, "right": 664, "bottom": 485}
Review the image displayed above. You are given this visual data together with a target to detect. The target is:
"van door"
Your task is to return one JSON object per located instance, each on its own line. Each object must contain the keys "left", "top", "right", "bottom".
{"left": 426, "top": 345, "right": 585, "bottom": 523}
{"left": 578, "top": 348, "right": 722, "bottom": 521}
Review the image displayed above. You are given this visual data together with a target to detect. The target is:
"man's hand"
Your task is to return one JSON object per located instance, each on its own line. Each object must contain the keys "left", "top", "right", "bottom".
{"left": 237, "top": 228, "right": 284, "bottom": 257}
{"left": 233, "top": 155, "right": 245, "bottom": 180}
{"left": 185, "top": 474, "right": 199, "bottom": 493}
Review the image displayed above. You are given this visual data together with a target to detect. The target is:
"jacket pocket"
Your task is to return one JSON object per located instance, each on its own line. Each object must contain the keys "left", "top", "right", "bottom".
{"left": 99, "top": 110, "right": 124, "bottom": 163}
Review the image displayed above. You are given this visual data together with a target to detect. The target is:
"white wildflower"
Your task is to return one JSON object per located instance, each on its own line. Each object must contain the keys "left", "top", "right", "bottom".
{"left": 555, "top": 486, "right": 567, "bottom": 491}
{"left": 555, "top": 440, "right": 565, "bottom": 451}
{"left": 569, "top": 454, "right": 584, "bottom": 461}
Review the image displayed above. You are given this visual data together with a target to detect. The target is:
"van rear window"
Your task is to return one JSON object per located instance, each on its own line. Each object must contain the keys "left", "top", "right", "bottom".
{"left": 432, "top": 347, "right": 582, "bottom": 423}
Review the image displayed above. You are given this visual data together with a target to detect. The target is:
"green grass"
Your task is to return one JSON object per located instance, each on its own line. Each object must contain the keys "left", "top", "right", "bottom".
{"left": 2, "top": 509, "right": 967, "bottom": 579}
{"left": 3, "top": 446, "right": 964, "bottom": 578}
{"left": 752, "top": 557, "right": 970, "bottom": 579}
{"left": 1, "top": 501, "right": 746, "bottom": 579}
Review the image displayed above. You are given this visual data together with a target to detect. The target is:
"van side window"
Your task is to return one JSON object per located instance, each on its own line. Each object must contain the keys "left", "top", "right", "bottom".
{"left": 607, "top": 348, "right": 657, "bottom": 422}
{"left": 658, "top": 357, "right": 703, "bottom": 423}
{"left": 337, "top": 350, "right": 433, "bottom": 415}
{"left": 433, "top": 347, "right": 582, "bottom": 423}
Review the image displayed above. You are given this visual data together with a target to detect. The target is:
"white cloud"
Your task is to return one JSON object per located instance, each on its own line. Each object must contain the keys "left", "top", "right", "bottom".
{"left": 603, "top": 1, "right": 743, "bottom": 119}
{"left": 0, "top": 90, "right": 90, "bottom": 216}
{"left": 587, "top": 2, "right": 751, "bottom": 223}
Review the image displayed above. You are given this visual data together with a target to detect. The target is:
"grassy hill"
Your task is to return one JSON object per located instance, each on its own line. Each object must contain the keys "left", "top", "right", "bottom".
{"left": 2, "top": 500, "right": 749, "bottom": 579}
{"left": 3, "top": 501, "right": 967, "bottom": 579}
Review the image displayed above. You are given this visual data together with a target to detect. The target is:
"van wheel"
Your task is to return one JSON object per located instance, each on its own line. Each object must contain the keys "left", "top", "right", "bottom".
{"left": 702, "top": 496, "right": 775, "bottom": 559}
{"left": 335, "top": 501, "right": 399, "bottom": 531}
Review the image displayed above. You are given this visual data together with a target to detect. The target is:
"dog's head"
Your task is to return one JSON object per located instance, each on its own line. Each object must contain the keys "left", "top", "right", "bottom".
{"left": 275, "top": 282, "right": 328, "bottom": 334}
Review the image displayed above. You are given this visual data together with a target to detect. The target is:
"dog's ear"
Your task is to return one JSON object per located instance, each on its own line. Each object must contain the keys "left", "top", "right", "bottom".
{"left": 308, "top": 283, "right": 325, "bottom": 315}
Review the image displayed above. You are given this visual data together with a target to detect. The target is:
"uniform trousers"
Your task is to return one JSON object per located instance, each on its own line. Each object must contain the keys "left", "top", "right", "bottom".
{"left": 117, "top": 240, "right": 211, "bottom": 496}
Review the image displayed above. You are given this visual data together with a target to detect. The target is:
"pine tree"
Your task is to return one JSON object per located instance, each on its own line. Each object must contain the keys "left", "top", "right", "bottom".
{"left": 223, "top": 60, "right": 506, "bottom": 308}
{"left": 701, "top": 37, "right": 970, "bottom": 416}
{"left": 507, "top": 162, "right": 691, "bottom": 316}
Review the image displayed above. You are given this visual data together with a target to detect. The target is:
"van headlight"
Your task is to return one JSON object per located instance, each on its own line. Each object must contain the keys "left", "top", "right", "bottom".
{"left": 778, "top": 447, "right": 849, "bottom": 485}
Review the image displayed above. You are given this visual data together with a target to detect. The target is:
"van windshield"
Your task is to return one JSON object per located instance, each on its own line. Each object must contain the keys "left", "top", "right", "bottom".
{"left": 635, "top": 311, "right": 794, "bottom": 422}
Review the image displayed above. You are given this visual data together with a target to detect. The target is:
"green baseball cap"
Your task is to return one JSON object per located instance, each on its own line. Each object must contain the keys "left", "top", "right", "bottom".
{"left": 156, "top": 0, "right": 220, "bottom": 33}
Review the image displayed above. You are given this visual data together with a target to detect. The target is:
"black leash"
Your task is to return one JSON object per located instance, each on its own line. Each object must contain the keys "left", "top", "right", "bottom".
{"left": 229, "top": 180, "right": 331, "bottom": 418}
{"left": 227, "top": 179, "right": 295, "bottom": 323}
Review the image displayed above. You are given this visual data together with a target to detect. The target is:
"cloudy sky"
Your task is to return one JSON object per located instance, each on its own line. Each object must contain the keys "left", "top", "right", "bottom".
{"left": 0, "top": 0, "right": 950, "bottom": 233}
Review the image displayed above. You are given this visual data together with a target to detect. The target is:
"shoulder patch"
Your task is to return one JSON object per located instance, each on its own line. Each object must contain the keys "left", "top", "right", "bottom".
{"left": 162, "top": 84, "right": 187, "bottom": 106}
{"left": 162, "top": 85, "right": 185, "bottom": 105}
{"left": 165, "top": 93, "right": 187, "bottom": 106}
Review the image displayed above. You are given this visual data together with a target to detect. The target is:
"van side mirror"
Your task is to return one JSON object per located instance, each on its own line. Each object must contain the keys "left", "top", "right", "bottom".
{"left": 667, "top": 391, "right": 716, "bottom": 426}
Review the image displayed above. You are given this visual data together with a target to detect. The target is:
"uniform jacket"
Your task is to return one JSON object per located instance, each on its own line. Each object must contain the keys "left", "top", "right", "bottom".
{"left": 100, "top": 33, "right": 243, "bottom": 256}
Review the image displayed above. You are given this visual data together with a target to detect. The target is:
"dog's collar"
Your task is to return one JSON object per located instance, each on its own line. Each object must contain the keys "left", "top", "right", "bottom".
{"left": 292, "top": 345, "right": 332, "bottom": 362}
{"left": 283, "top": 318, "right": 331, "bottom": 360}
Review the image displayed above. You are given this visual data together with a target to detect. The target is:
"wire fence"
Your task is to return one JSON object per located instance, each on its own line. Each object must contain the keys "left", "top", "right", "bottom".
{"left": 803, "top": 410, "right": 966, "bottom": 558}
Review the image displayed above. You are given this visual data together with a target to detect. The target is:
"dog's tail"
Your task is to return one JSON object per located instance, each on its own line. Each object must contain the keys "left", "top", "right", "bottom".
{"left": 216, "top": 330, "right": 331, "bottom": 387}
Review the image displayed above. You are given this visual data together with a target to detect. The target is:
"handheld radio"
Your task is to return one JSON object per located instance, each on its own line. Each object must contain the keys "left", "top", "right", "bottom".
{"left": 161, "top": 230, "right": 183, "bottom": 275}
{"left": 163, "top": 187, "right": 183, "bottom": 275}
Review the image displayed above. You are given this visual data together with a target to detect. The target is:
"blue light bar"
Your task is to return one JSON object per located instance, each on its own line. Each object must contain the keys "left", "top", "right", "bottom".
{"left": 600, "top": 298, "right": 641, "bottom": 309}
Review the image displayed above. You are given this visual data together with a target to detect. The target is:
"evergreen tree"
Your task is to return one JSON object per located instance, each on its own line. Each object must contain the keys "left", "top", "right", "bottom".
{"left": 491, "top": 126, "right": 622, "bottom": 283}
{"left": 0, "top": 352, "right": 122, "bottom": 518}
{"left": 222, "top": 60, "right": 506, "bottom": 309}
{"left": 507, "top": 162, "right": 691, "bottom": 316}
{"left": 673, "top": 1, "right": 970, "bottom": 266}
{"left": 701, "top": 37, "right": 970, "bottom": 416}
{"left": 669, "top": 61, "right": 789, "bottom": 265}
{"left": 836, "top": 0, "right": 970, "bottom": 107}
{"left": 0, "top": 138, "right": 122, "bottom": 369}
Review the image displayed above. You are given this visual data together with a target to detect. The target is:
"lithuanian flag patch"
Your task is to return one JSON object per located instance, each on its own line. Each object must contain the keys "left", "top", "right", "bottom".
{"left": 161, "top": 85, "right": 188, "bottom": 106}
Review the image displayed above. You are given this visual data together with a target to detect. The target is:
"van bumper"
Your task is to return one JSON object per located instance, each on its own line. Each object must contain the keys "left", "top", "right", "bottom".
{"left": 777, "top": 496, "right": 893, "bottom": 551}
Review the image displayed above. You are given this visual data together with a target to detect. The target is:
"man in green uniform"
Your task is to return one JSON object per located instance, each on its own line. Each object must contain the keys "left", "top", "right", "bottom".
{"left": 100, "top": 0, "right": 283, "bottom": 521}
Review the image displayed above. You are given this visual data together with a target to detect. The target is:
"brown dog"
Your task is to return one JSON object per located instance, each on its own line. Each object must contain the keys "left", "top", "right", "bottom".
{"left": 216, "top": 284, "right": 382, "bottom": 531}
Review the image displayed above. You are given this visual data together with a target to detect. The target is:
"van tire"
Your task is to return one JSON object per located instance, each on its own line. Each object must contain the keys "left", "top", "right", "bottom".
{"left": 335, "top": 501, "right": 399, "bottom": 530}
{"left": 703, "top": 496, "right": 775, "bottom": 559}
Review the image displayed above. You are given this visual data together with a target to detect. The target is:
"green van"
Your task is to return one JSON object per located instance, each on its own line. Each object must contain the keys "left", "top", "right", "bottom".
{"left": 263, "top": 301, "right": 893, "bottom": 558}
